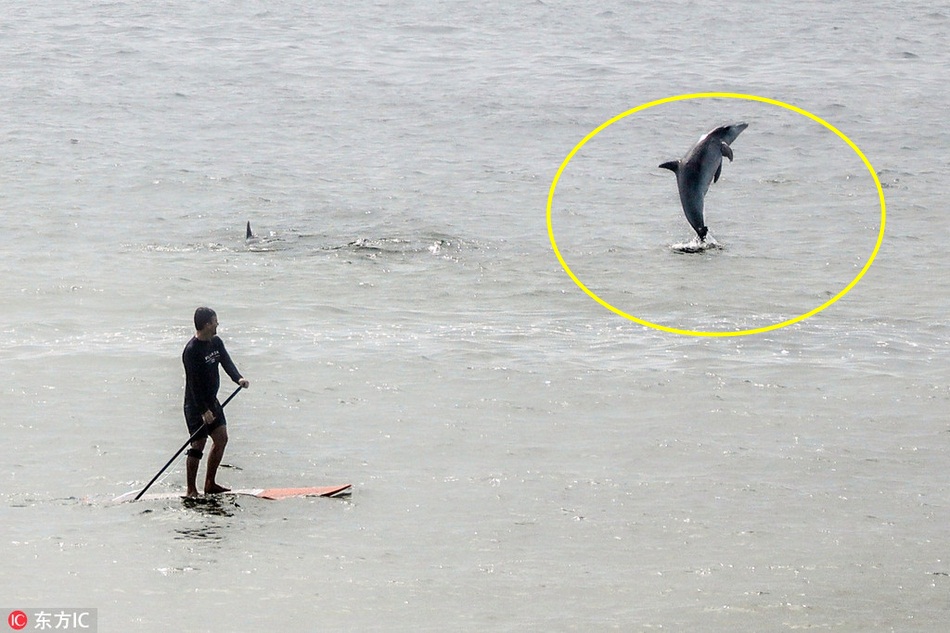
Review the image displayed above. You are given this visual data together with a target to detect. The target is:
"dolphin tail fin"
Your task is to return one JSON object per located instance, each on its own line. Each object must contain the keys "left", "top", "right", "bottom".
{"left": 658, "top": 160, "right": 679, "bottom": 173}
{"left": 246, "top": 221, "right": 253, "bottom": 240}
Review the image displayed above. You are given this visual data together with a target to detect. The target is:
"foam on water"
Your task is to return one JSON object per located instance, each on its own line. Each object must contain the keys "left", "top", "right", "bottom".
{"left": 670, "top": 235, "right": 722, "bottom": 254}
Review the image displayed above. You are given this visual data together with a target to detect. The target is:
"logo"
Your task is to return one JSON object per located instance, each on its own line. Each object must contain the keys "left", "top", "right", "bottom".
{"left": 4, "top": 609, "right": 96, "bottom": 631}
{"left": 7, "top": 611, "right": 28, "bottom": 630}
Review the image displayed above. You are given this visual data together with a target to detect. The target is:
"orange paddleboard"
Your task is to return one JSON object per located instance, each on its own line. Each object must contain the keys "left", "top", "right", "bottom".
{"left": 242, "top": 485, "right": 352, "bottom": 499}
{"left": 113, "top": 484, "right": 352, "bottom": 503}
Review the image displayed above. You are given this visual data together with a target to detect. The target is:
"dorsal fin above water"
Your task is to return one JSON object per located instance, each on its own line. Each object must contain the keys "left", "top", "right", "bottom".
{"left": 246, "top": 221, "right": 253, "bottom": 240}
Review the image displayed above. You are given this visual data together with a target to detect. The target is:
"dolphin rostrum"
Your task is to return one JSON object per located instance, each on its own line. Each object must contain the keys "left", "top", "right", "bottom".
{"left": 659, "top": 122, "right": 748, "bottom": 241}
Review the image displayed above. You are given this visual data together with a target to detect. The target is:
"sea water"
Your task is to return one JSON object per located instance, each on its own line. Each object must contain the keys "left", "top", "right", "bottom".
{"left": 2, "top": 1, "right": 948, "bottom": 630}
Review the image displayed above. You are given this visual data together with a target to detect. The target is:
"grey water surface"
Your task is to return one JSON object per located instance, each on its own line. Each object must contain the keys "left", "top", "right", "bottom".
{"left": 2, "top": 1, "right": 947, "bottom": 631}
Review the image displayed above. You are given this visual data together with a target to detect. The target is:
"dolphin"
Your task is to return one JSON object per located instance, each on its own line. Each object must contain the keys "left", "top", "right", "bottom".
{"left": 659, "top": 122, "right": 748, "bottom": 241}
{"left": 246, "top": 221, "right": 254, "bottom": 240}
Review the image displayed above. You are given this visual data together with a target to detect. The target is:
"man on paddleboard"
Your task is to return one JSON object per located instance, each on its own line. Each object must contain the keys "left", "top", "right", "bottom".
{"left": 182, "top": 307, "right": 250, "bottom": 497}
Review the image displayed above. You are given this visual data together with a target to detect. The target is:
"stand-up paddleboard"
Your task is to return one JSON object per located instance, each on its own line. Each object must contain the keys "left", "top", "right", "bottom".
{"left": 113, "top": 484, "right": 352, "bottom": 503}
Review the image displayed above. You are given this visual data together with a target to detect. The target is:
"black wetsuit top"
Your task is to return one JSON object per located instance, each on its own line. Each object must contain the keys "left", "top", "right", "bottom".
{"left": 182, "top": 336, "right": 242, "bottom": 416}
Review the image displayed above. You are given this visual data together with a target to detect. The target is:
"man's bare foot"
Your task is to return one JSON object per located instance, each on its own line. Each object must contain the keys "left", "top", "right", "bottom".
{"left": 205, "top": 483, "right": 230, "bottom": 495}
{"left": 185, "top": 488, "right": 200, "bottom": 498}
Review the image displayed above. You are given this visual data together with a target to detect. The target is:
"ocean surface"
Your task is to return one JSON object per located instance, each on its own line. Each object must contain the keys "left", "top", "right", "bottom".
{"left": 1, "top": 1, "right": 947, "bottom": 630}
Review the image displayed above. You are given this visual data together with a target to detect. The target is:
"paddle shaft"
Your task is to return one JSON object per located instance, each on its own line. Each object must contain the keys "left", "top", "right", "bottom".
{"left": 133, "top": 386, "right": 243, "bottom": 501}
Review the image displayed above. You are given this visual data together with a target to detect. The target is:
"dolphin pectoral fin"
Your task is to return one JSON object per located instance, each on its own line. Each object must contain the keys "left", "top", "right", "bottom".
{"left": 713, "top": 161, "right": 723, "bottom": 183}
{"left": 720, "top": 141, "right": 733, "bottom": 162}
{"left": 659, "top": 160, "right": 679, "bottom": 173}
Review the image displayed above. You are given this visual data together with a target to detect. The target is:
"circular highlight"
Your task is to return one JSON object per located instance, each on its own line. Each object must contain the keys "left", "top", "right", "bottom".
{"left": 546, "top": 92, "right": 887, "bottom": 337}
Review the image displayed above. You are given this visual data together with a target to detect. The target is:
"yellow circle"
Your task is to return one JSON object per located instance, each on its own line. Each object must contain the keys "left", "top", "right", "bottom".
{"left": 546, "top": 92, "right": 887, "bottom": 337}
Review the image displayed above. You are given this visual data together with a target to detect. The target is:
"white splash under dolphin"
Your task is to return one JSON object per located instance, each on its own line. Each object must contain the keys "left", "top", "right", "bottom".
{"left": 659, "top": 122, "right": 748, "bottom": 241}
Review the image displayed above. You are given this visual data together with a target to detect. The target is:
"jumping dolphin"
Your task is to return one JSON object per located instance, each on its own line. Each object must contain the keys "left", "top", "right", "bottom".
{"left": 659, "top": 122, "right": 748, "bottom": 241}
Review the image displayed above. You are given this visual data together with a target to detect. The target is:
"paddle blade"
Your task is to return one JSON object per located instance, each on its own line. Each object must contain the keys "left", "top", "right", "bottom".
{"left": 112, "top": 489, "right": 145, "bottom": 503}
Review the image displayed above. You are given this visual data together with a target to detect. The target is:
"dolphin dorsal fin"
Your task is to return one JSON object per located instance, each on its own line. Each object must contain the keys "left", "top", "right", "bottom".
{"left": 246, "top": 221, "right": 253, "bottom": 240}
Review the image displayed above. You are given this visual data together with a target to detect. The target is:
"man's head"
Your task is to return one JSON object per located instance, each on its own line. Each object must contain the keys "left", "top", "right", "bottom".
{"left": 194, "top": 307, "right": 218, "bottom": 338}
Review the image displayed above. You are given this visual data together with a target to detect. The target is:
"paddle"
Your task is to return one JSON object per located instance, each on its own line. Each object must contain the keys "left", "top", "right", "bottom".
{"left": 131, "top": 386, "right": 243, "bottom": 501}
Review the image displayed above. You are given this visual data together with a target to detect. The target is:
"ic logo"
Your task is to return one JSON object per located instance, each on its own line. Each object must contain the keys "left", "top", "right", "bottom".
{"left": 7, "top": 610, "right": 28, "bottom": 630}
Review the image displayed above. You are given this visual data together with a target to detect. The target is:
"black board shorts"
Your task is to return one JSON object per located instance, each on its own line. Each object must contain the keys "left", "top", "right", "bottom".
{"left": 184, "top": 402, "right": 227, "bottom": 440}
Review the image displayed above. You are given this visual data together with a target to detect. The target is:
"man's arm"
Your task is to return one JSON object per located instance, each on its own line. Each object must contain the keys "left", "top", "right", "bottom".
{"left": 218, "top": 339, "right": 249, "bottom": 389}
